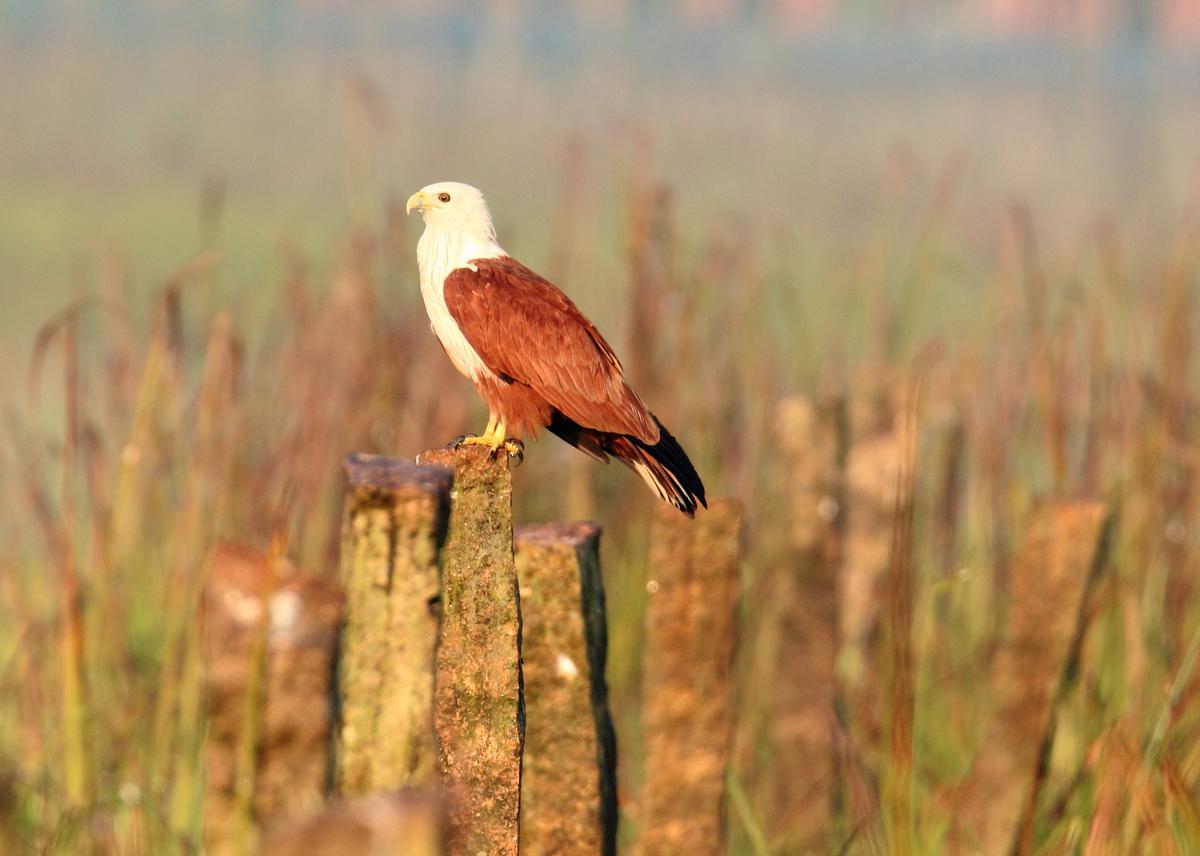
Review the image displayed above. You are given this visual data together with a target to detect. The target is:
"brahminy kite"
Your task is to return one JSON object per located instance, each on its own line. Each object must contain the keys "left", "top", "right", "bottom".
{"left": 406, "top": 181, "right": 706, "bottom": 516}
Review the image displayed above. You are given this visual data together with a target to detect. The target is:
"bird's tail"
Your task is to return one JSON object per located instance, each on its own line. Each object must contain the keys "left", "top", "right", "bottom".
{"left": 549, "top": 411, "right": 706, "bottom": 517}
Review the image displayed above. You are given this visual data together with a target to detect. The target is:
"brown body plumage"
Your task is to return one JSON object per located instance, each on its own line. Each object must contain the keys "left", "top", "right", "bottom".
{"left": 407, "top": 181, "right": 706, "bottom": 516}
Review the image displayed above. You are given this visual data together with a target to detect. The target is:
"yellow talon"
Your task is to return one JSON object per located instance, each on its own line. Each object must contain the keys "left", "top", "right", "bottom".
{"left": 485, "top": 423, "right": 524, "bottom": 462}
{"left": 453, "top": 416, "right": 523, "bottom": 464}
{"left": 452, "top": 419, "right": 523, "bottom": 464}
{"left": 500, "top": 439, "right": 524, "bottom": 464}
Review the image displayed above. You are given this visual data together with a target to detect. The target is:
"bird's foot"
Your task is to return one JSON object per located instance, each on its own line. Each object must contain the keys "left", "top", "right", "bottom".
{"left": 450, "top": 434, "right": 491, "bottom": 449}
{"left": 448, "top": 434, "right": 523, "bottom": 465}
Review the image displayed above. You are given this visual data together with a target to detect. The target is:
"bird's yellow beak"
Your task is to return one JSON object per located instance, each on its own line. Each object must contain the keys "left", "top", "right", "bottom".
{"left": 406, "top": 191, "right": 426, "bottom": 214}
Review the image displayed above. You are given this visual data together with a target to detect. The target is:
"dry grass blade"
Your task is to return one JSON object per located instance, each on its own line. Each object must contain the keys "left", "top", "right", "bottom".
{"left": 882, "top": 374, "right": 921, "bottom": 856}
{"left": 1163, "top": 755, "right": 1200, "bottom": 854}
{"left": 624, "top": 132, "right": 674, "bottom": 401}
{"left": 956, "top": 501, "right": 1110, "bottom": 854}
{"left": 27, "top": 299, "right": 94, "bottom": 402}
{"left": 1083, "top": 728, "right": 1137, "bottom": 856}
{"left": 16, "top": 305, "right": 93, "bottom": 808}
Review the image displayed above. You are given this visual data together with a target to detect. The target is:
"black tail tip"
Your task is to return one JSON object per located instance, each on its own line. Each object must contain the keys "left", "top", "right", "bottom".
{"left": 673, "top": 488, "right": 707, "bottom": 518}
{"left": 641, "top": 417, "right": 706, "bottom": 517}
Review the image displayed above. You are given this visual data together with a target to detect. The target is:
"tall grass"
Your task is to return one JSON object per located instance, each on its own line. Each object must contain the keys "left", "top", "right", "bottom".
{"left": 2, "top": 126, "right": 1200, "bottom": 853}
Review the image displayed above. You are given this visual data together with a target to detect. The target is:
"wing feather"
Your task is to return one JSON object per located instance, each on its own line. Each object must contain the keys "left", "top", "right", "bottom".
{"left": 443, "top": 257, "right": 659, "bottom": 443}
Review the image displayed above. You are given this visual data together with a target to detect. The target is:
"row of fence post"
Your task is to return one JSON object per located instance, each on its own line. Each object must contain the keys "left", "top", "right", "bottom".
{"left": 202, "top": 444, "right": 744, "bottom": 854}
{"left": 201, "top": 396, "right": 1112, "bottom": 855}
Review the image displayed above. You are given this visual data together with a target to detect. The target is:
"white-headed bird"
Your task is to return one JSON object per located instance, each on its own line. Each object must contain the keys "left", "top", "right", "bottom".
{"left": 407, "top": 181, "right": 706, "bottom": 516}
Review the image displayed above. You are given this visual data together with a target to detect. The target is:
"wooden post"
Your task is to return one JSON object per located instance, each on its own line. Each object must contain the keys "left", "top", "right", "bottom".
{"left": 766, "top": 394, "right": 847, "bottom": 848}
{"left": 204, "top": 544, "right": 344, "bottom": 855}
{"left": 337, "top": 454, "right": 452, "bottom": 794}
{"left": 416, "top": 445, "right": 524, "bottom": 856}
{"left": 954, "top": 500, "right": 1110, "bottom": 855}
{"left": 637, "top": 500, "right": 743, "bottom": 856}
{"left": 262, "top": 790, "right": 446, "bottom": 856}
{"left": 515, "top": 522, "right": 618, "bottom": 856}
{"left": 841, "top": 377, "right": 908, "bottom": 695}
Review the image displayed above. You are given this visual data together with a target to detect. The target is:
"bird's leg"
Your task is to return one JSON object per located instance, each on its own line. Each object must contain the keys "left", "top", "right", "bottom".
{"left": 452, "top": 415, "right": 522, "bottom": 462}
{"left": 458, "top": 419, "right": 524, "bottom": 464}
{"left": 476, "top": 413, "right": 498, "bottom": 442}
{"left": 453, "top": 413, "right": 502, "bottom": 448}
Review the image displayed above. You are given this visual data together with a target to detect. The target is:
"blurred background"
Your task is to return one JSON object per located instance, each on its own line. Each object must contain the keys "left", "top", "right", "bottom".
{"left": 3, "top": 0, "right": 1200, "bottom": 853}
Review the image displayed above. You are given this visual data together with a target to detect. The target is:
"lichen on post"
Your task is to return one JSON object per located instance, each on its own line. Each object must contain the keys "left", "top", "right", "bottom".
{"left": 515, "top": 522, "right": 618, "bottom": 856}
{"left": 416, "top": 444, "right": 524, "bottom": 856}
{"left": 337, "top": 453, "right": 452, "bottom": 794}
{"left": 637, "top": 499, "right": 743, "bottom": 856}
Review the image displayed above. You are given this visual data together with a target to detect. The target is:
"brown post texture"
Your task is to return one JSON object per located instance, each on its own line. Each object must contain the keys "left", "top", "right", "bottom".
{"left": 841, "top": 378, "right": 908, "bottom": 692}
{"left": 262, "top": 790, "right": 446, "bottom": 856}
{"left": 768, "top": 394, "right": 847, "bottom": 847}
{"left": 336, "top": 453, "right": 452, "bottom": 794}
{"left": 637, "top": 499, "right": 743, "bottom": 856}
{"left": 203, "top": 544, "right": 343, "bottom": 854}
{"left": 416, "top": 444, "right": 524, "bottom": 856}
{"left": 515, "top": 522, "right": 618, "bottom": 856}
{"left": 955, "top": 500, "right": 1110, "bottom": 855}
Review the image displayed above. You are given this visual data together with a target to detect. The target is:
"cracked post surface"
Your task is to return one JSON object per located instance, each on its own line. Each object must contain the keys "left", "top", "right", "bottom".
{"left": 417, "top": 444, "right": 523, "bottom": 856}
{"left": 337, "top": 453, "right": 452, "bottom": 794}
{"left": 516, "top": 521, "right": 617, "bottom": 856}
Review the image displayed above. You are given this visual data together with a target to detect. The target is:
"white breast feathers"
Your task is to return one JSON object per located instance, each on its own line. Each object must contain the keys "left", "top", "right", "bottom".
{"left": 416, "top": 229, "right": 506, "bottom": 382}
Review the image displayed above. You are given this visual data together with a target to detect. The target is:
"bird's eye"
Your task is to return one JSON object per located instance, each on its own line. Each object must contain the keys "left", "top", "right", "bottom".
{"left": 438, "top": 192, "right": 451, "bottom": 203}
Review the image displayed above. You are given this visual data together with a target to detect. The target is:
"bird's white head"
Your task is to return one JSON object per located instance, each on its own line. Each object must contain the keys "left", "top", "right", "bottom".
{"left": 406, "top": 181, "right": 498, "bottom": 244}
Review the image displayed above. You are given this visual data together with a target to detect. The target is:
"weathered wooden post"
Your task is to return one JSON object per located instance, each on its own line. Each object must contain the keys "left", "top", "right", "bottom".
{"left": 954, "top": 500, "right": 1110, "bottom": 855}
{"left": 337, "top": 454, "right": 452, "bottom": 793}
{"left": 841, "top": 377, "right": 908, "bottom": 691}
{"left": 515, "top": 522, "right": 618, "bottom": 856}
{"left": 637, "top": 500, "right": 743, "bottom": 856}
{"left": 203, "top": 544, "right": 344, "bottom": 855}
{"left": 766, "top": 394, "right": 847, "bottom": 848}
{"left": 416, "top": 445, "right": 524, "bottom": 856}
{"left": 262, "top": 790, "right": 446, "bottom": 856}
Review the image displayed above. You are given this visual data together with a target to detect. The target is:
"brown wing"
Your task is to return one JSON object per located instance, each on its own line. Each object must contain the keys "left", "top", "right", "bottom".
{"left": 443, "top": 256, "right": 660, "bottom": 444}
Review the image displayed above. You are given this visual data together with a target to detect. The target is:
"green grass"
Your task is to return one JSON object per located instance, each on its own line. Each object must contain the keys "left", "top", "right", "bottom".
{"left": 4, "top": 34, "right": 1200, "bottom": 856}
